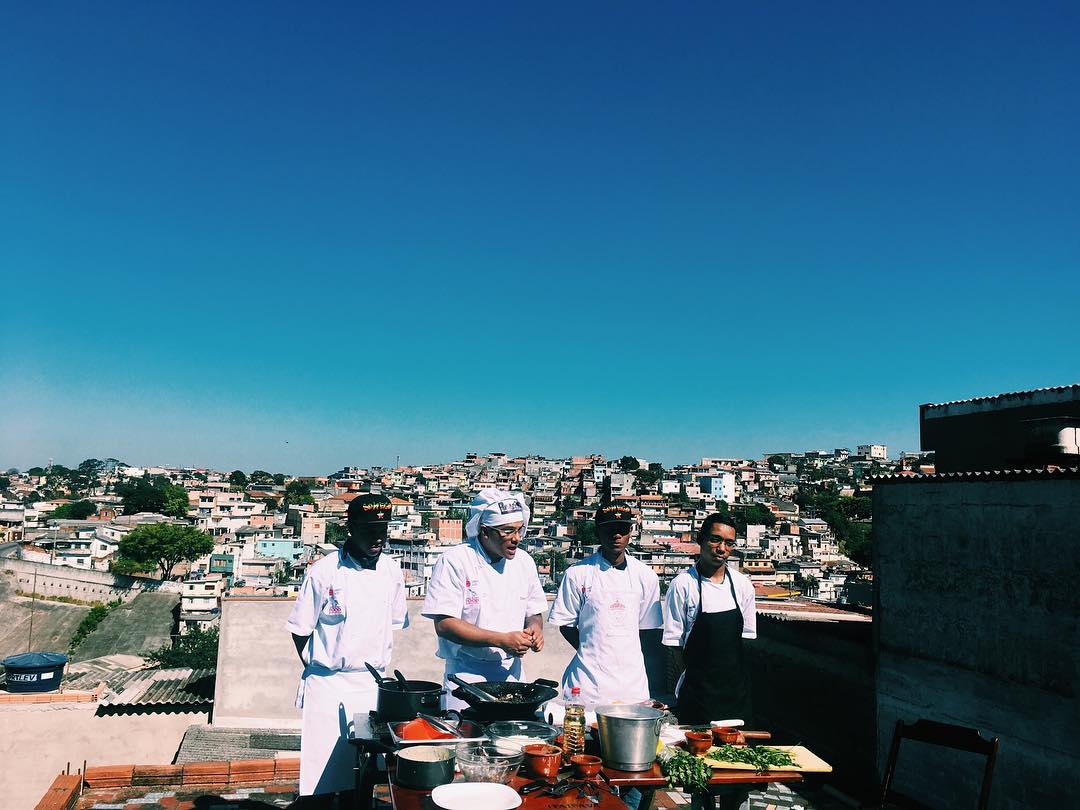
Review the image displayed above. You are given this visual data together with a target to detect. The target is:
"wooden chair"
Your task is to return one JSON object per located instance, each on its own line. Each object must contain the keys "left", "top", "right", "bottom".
{"left": 877, "top": 719, "right": 999, "bottom": 810}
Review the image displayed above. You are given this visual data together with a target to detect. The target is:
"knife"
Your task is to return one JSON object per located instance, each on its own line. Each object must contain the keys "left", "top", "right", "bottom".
{"left": 598, "top": 770, "right": 620, "bottom": 797}
{"left": 522, "top": 778, "right": 567, "bottom": 795}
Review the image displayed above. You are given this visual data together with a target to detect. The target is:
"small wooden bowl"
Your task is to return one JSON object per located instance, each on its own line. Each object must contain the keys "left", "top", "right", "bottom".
{"left": 685, "top": 730, "right": 712, "bottom": 755}
{"left": 570, "top": 754, "right": 602, "bottom": 779}
{"left": 711, "top": 726, "right": 740, "bottom": 746}
{"left": 522, "top": 744, "right": 562, "bottom": 779}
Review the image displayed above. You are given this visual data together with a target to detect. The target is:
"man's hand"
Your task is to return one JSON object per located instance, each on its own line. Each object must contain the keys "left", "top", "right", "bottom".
{"left": 500, "top": 630, "right": 535, "bottom": 656}
{"left": 525, "top": 626, "right": 544, "bottom": 652}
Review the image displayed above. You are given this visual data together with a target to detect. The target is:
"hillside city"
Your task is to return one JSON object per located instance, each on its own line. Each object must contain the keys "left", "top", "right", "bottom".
{"left": 0, "top": 445, "right": 923, "bottom": 647}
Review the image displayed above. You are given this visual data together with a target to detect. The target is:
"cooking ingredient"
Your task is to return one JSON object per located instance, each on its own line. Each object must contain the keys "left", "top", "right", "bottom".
{"left": 400, "top": 718, "right": 454, "bottom": 741}
{"left": 562, "top": 687, "right": 585, "bottom": 757}
{"left": 398, "top": 746, "right": 453, "bottom": 762}
{"left": 708, "top": 745, "right": 796, "bottom": 771}
{"left": 658, "top": 746, "right": 711, "bottom": 793}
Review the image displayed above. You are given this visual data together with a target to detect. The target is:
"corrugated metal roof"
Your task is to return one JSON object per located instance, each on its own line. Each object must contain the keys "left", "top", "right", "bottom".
{"left": 872, "top": 467, "right": 1080, "bottom": 484}
{"left": 100, "top": 667, "right": 215, "bottom": 707}
{"left": 922, "top": 383, "right": 1079, "bottom": 409}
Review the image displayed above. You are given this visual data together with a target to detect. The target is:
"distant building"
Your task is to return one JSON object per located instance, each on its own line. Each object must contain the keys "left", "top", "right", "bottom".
{"left": 856, "top": 444, "right": 888, "bottom": 460}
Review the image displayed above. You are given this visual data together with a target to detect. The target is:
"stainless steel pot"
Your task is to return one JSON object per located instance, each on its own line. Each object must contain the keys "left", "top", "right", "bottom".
{"left": 595, "top": 704, "right": 669, "bottom": 771}
{"left": 394, "top": 745, "right": 456, "bottom": 789}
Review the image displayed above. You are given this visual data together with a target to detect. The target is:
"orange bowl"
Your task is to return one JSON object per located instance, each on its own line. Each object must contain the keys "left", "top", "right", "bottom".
{"left": 570, "top": 754, "right": 602, "bottom": 779}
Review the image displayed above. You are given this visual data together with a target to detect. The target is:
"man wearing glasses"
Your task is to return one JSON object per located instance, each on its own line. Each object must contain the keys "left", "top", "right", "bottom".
{"left": 662, "top": 514, "right": 756, "bottom": 726}
{"left": 549, "top": 499, "right": 662, "bottom": 707}
{"left": 422, "top": 488, "right": 547, "bottom": 710}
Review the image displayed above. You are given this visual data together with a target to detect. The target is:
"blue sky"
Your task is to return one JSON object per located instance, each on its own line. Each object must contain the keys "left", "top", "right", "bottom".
{"left": 2, "top": 2, "right": 1078, "bottom": 473}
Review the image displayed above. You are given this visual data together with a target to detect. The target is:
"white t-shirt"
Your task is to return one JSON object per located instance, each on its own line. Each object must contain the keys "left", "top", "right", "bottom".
{"left": 662, "top": 564, "right": 756, "bottom": 648}
{"left": 285, "top": 549, "right": 409, "bottom": 672}
{"left": 421, "top": 538, "right": 547, "bottom": 663}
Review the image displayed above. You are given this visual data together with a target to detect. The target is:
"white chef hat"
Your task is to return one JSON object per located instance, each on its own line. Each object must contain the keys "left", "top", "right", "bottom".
{"left": 466, "top": 488, "right": 531, "bottom": 540}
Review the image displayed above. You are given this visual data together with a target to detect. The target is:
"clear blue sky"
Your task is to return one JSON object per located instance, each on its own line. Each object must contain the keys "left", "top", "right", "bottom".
{"left": 2, "top": 2, "right": 1077, "bottom": 474}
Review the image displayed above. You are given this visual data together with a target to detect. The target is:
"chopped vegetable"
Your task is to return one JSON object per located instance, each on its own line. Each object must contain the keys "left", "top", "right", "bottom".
{"left": 707, "top": 745, "right": 796, "bottom": 772}
{"left": 658, "top": 746, "right": 711, "bottom": 793}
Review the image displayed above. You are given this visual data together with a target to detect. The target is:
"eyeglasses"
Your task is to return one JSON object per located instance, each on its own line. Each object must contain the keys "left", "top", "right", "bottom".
{"left": 486, "top": 525, "right": 524, "bottom": 539}
{"left": 704, "top": 537, "right": 737, "bottom": 548}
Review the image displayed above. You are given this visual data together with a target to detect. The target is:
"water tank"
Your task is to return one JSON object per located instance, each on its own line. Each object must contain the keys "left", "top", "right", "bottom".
{"left": 2, "top": 652, "right": 69, "bottom": 693}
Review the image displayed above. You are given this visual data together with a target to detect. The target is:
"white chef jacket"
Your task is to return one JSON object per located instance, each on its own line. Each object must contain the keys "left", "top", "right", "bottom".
{"left": 661, "top": 564, "right": 756, "bottom": 648}
{"left": 548, "top": 552, "right": 662, "bottom": 706}
{"left": 285, "top": 549, "right": 409, "bottom": 796}
{"left": 421, "top": 538, "right": 547, "bottom": 665}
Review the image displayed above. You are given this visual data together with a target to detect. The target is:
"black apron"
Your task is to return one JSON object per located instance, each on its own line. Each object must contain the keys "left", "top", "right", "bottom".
{"left": 675, "top": 570, "right": 752, "bottom": 726}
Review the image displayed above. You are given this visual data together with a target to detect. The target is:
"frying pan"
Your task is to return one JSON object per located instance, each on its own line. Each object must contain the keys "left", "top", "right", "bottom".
{"left": 449, "top": 678, "right": 559, "bottom": 721}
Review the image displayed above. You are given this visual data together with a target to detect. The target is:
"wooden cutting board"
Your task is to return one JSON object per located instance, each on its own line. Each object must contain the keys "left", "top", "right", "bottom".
{"left": 703, "top": 745, "right": 832, "bottom": 773}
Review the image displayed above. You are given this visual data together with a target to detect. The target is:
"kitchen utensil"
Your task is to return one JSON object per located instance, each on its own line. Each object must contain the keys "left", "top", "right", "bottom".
{"left": 394, "top": 745, "right": 456, "bottom": 790}
{"left": 431, "top": 782, "right": 522, "bottom": 810}
{"left": 520, "top": 779, "right": 560, "bottom": 795}
{"left": 595, "top": 704, "right": 669, "bottom": 772}
{"left": 522, "top": 744, "right": 562, "bottom": 778}
{"left": 685, "top": 730, "right": 713, "bottom": 754}
{"left": 599, "top": 769, "right": 620, "bottom": 797}
{"left": 702, "top": 744, "right": 832, "bottom": 773}
{"left": 376, "top": 676, "right": 444, "bottom": 721}
{"left": 365, "top": 662, "right": 390, "bottom": 686}
{"left": 486, "top": 720, "right": 560, "bottom": 751}
{"left": 454, "top": 742, "right": 524, "bottom": 784}
{"left": 570, "top": 754, "right": 602, "bottom": 779}
{"left": 448, "top": 674, "right": 500, "bottom": 702}
{"left": 578, "top": 782, "right": 601, "bottom": 805}
{"left": 448, "top": 678, "right": 560, "bottom": 721}
{"left": 417, "top": 712, "right": 464, "bottom": 738}
{"left": 394, "top": 669, "right": 410, "bottom": 688}
{"left": 388, "top": 714, "right": 487, "bottom": 747}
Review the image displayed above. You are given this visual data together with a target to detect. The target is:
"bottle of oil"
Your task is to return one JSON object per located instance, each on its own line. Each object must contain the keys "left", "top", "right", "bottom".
{"left": 562, "top": 687, "right": 585, "bottom": 757}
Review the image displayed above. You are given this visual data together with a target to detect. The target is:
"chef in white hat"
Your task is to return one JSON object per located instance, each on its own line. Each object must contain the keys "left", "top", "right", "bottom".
{"left": 422, "top": 488, "right": 548, "bottom": 710}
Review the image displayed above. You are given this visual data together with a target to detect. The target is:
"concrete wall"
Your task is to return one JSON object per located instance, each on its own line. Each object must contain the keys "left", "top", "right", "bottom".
{"left": 212, "top": 596, "right": 666, "bottom": 729}
{"left": 2, "top": 558, "right": 182, "bottom": 604}
{"left": 0, "top": 702, "right": 208, "bottom": 810}
{"left": 874, "top": 477, "right": 1080, "bottom": 809}
{"left": 749, "top": 614, "right": 876, "bottom": 797}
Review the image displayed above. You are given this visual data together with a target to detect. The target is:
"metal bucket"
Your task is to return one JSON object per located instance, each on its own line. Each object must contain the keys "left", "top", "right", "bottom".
{"left": 595, "top": 704, "right": 669, "bottom": 771}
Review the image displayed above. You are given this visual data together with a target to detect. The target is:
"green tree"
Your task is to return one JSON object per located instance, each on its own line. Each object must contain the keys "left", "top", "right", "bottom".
{"left": 284, "top": 480, "right": 314, "bottom": 507}
{"left": 261, "top": 496, "right": 280, "bottom": 512}
{"left": 618, "top": 456, "right": 641, "bottom": 472}
{"left": 841, "top": 522, "right": 873, "bottom": 567}
{"left": 633, "top": 468, "right": 661, "bottom": 492}
{"left": 574, "top": 520, "right": 597, "bottom": 547}
{"left": 273, "top": 473, "right": 287, "bottom": 486}
{"left": 49, "top": 500, "right": 98, "bottom": 520}
{"left": 0, "top": 476, "right": 10, "bottom": 490}
{"left": 325, "top": 522, "right": 348, "bottom": 545}
{"left": 147, "top": 625, "right": 220, "bottom": 669}
{"left": 250, "top": 470, "right": 274, "bottom": 484}
{"left": 767, "top": 455, "right": 786, "bottom": 467}
{"left": 163, "top": 484, "right": 191, "bottom": 518}
{"left": 450, "top": 489, "right": 468, "bottom": 501}
{"left": 116, "top": 523, "right": 214, "bottom": 580}
{"left": 27, "top": 466, "right": 46, "bottom": 477}
{"left": 228, "top": 470, "right": 248, "bottom": 489}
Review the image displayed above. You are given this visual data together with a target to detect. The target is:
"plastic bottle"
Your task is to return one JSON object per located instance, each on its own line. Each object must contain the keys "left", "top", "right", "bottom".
{"left": 562, "top": 687, "right": 585, "bottom": 757}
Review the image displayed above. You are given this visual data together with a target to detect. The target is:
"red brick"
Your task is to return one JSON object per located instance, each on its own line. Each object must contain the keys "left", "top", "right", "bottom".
{"left": 84, "top": 764, "right": 135, "bottom": 788}
{"left": 34, "top": 773, "right": 81, "bottom": 810}
{"left": 263, "top": 784, "right": 296, "bottom": 793}
{"left": 132, "top": 763, "right": 183, "bottom": 786}
{"left": 274, "top": 758, "right": 300, "bottom": 781}
{"left": 229, "top": 758, "right": 276, "bottom": 784}
{"left": 182, "top": 760, "right": 230, "bottom": 786}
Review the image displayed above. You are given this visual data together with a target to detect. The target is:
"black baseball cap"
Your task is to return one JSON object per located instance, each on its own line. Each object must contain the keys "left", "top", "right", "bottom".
{"left": 347, "top": 494, "right": 392, "bottom": 523}
{"left": 595, "top": 502, "right": 635, "bottom": 526}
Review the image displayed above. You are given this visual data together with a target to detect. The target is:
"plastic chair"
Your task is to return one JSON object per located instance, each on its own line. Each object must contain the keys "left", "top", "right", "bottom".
{"left": 877, "top": 719, "right": 999, "bottom": 810}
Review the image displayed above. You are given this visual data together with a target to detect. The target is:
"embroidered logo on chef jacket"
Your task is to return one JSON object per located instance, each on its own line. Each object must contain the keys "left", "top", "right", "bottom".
{"left": 326, "top": 587, "right": 343, "bottom": 615}
{"left": 464, "top": 578, "right": 481, "bottom": 607}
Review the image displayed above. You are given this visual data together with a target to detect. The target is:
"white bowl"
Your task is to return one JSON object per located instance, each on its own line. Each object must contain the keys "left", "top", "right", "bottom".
{"left": 431, "top": 782, "right": 522, "bottom": 810}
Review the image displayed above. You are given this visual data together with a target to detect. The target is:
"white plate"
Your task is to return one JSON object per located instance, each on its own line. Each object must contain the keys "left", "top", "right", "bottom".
{"left": 431, "top": 782, "right": 522, "bottom": 810}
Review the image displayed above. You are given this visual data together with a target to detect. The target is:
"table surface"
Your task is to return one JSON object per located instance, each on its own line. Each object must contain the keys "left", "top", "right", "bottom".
{"left": 389, "top": 774, "right": 627, "bottom": 810}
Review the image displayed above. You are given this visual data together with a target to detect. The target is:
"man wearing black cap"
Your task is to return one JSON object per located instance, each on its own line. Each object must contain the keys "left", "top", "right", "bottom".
{"left": 548, "top": 499, "right": 662, "bottom": 707}
{"left": 286, "top": 494, "right": 409, "bottom": 803}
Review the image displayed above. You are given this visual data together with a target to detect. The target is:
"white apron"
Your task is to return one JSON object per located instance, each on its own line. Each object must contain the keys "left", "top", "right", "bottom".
{"left": 297, "top": 667, "right": 377, "bottom": 796}
{"left": 560, "top": 565, "right": 649, "bottom": 707}
{"left": 443, "top": 552, "right": 529, "bottom": 711}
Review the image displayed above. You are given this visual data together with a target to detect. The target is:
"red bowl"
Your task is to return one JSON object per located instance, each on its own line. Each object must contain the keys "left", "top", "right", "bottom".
{"left": 711, "top": 726, "right": 740, "bottom": 746}
{"left": 570, "top": 754, "right": 602, "bottom": 779}
{"left": 685, "top": 730, "right": 712, "bottom": 755}
{"left": 523, "top": 744, "right": 562, "bottom": 779}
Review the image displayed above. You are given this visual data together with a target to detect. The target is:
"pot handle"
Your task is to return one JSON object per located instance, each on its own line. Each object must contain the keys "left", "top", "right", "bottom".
{"left": 532, "top": 678, "right": 560, "bottom": 688}
{"left": 654, "top": 711, "right": 672, "bottom": 735}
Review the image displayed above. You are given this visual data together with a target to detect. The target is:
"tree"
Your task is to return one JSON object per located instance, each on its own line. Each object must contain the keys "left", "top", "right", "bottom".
{"left": 450, "top": 489, "right": 468, "bottom": 501}
{"left": 49, "top": 500, "right": 97, "bottom": 520}
{"left": 633, "top": 468, "right": 661, "bottom": 492}
{"left": 767, "top": 455, "right": 786, "bottom": 468}
{"left": 250, "top": 470, "right": 274, "bottom": 484}
{"left": 841, "top": 522, "right": 873, "bottom": 567}
{"left": 163, "top": 484, "right": 190, "bottom": 518}
{"left": 117, "top": 523, "right": 214, "bottom": 580}
{"left": 325, "top": 522, "right": 348, "bottom": 545}
{"left": 0, "top": 476, "right": 10, "bottom": 490}
{"left": 27, "top": 467, "right": 46, "bottom": 477}
{"left": 228, "top": 470, "right": 248, "bottom": 489}
{"left": 147, "top": 625, "right": 220, "bottom": 669}
{"left": 618, "top": 456, "right": 641, "bottom": 472}
{"left": 574, "top": 520, "right": 597, "bottom": 547}
{"left": 284, "top": 480, "right": 314, "bottom": 507}
{"left": 261, "top": 496, "right": 280, "bottom": 512}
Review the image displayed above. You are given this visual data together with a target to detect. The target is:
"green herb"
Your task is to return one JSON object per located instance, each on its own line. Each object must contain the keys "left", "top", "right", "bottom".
{"left": 707, "top": 745, "right": 796, "bottom": 772}
{"left": 658, "top": 747, "right": 711, "bottom": 793}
